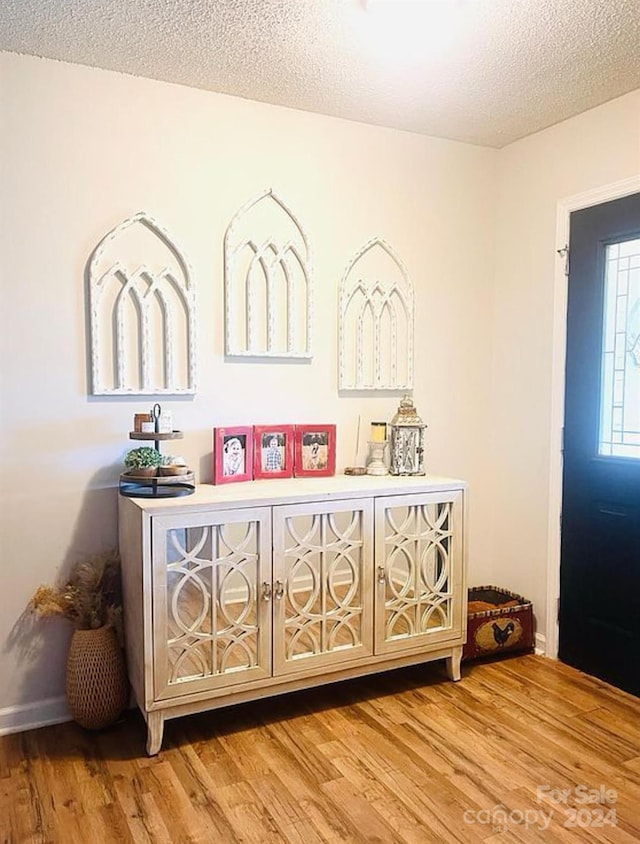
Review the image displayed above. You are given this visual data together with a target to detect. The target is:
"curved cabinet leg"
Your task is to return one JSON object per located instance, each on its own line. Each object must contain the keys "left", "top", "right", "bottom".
{"left": 146, "top": 711, "right": 165, "bottom": 756}
{"left": 445, "top": 646, "right": 462, "bottom": 682}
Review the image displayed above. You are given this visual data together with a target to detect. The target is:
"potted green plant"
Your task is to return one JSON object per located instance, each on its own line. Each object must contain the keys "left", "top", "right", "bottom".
{"left": 158, "top": 454, "right": 189, "bottom": 476}
{"left": 29, "top": 551, "right": 128, "bottom": 729}
{"left": 124, "top": 446, "right": 162, "bottom": 477}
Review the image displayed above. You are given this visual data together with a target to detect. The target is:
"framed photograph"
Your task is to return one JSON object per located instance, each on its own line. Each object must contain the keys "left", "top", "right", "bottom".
{"left": 253, "top": 425, "right": 295, "bottom": 480}
{"left": 294, "top": 425, "right": 336, "bottom": 477}
{"left": 213, "top": 426, "right": 253, "bottom": 484}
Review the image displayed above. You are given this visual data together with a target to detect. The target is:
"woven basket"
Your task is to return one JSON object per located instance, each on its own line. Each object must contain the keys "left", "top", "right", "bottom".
{"left": 66, "top": 626, "right": 128, "bottom": 729}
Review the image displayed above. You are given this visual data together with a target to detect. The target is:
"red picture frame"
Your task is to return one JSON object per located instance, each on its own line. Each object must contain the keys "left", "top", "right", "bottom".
{"left": 294, "top": 425, "right": 336, "bottom": 477}
{"left": 213, "top": 426, "right": 253, "bottom": 484}
{"left": 253, "top": 425, "right": 295, "bottom": 480}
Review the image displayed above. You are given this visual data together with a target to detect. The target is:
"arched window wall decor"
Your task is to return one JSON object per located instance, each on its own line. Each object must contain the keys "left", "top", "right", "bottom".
{"left": 89, "top": 212, "right": 196, "bottom": 395}
{"left": 339, "top": 238, "right": 414, "bottom": 391}
{"left": 224, "top": 190, "right": 312, "bottom": 358}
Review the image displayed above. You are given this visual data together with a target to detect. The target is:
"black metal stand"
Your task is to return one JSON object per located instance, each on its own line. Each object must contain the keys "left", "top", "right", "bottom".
{"left": 119, "top": 404, "right": 195, "bottom": 498}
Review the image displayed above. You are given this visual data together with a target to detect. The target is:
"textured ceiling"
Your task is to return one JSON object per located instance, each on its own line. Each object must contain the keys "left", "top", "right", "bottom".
{"left": 1, "top": 0, "right": 639, "bottom": 147}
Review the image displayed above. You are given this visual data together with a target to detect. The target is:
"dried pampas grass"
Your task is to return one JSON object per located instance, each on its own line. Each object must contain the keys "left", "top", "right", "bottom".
{"left": 30, "top": 550, "right": 123, "bottom": 640}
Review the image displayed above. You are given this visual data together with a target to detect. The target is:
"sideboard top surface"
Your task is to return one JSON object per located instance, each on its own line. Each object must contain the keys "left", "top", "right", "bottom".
{"left": 119, "top": 474, "right": 466, "bottom": 516}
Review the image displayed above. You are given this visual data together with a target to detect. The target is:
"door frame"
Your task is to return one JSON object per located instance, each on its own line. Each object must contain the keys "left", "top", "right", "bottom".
{"left": 546, "top": 174, "right": 640, "bottom": 659}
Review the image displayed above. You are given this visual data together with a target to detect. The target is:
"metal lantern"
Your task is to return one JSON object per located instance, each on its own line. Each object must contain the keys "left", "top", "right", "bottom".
{"left": 389, "top": 395, "right": 427, "bottom": 476}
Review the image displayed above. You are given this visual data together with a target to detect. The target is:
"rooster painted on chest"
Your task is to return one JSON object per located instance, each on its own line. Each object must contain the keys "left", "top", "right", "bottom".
{"left": 492, "top": 621, "right": 515, "bottom": 646}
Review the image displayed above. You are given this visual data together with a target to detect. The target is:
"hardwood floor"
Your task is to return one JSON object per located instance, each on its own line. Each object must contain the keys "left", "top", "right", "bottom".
{"left": 1, "top": 655, "right": 639, "bottom": 843}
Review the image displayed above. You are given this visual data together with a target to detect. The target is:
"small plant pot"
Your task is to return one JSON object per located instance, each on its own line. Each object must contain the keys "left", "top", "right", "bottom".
{"left": 127, "top": 467, "right": 158, "bottom": 478}
{"left": 159, "top": 465, "right": 189, "bottom": 476}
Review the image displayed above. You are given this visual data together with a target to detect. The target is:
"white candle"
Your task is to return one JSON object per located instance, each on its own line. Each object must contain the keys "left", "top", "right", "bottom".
{"left": 371, "top": 422, "right": 387, "bottom": 442}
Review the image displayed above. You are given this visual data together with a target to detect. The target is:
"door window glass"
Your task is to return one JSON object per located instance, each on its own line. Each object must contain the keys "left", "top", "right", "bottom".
{"left": 599, "top": 238, "right": 640, "bottom": 459}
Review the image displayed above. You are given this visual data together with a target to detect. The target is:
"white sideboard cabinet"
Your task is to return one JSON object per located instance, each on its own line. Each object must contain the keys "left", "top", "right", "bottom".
{"left": 118, "top": 475, "right": 467, "bottom": 754}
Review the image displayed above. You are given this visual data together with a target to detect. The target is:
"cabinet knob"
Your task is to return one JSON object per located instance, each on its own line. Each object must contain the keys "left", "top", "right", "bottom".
{"left": 274, "top": 579, "right": 285, "bottom": 599}
{"left": 377, "top": 566, "right": 386, "bottom": 584}
{"left": 261, "top": 582, "right": 272, "bottom": 601}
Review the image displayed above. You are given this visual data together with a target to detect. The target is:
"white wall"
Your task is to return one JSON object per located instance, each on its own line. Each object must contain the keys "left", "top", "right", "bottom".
{"left": 0, "top": 52, "right": 498, "bottom": 728}
{"left": 491, "top": 90, "right": 640, "bottom": 644}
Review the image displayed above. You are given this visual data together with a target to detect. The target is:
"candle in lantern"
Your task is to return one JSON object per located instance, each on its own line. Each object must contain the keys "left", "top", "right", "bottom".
{"left": 371, "top": 422, "right": 387, "bottom": 442}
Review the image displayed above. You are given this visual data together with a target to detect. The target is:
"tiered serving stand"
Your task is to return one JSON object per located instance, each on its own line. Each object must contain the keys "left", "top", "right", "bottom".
{"left": 119, "top": 405, "right": 195, "bottom": 498}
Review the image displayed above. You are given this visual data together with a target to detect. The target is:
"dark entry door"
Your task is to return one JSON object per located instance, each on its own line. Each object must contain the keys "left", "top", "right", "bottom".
{"left": 559, "top": 192, "right": 640, "bottom": 697}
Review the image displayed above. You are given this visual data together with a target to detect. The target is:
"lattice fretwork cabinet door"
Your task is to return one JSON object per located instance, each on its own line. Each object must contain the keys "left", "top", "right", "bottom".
{"left": 272, "top": 499, "right": 374, "bottom": 675}
{"left": 152, "top": 507, "right": 272, "bottom": 700}
{"left": 374, "top": 491, "right": 464, "bottom": 655}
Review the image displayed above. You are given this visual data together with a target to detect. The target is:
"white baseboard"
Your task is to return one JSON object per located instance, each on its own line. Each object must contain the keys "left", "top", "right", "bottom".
{"left": 0, "top": 696, "right": 71, "bottom": 737}
{"left": 534, "top": 632, "right": 547, "bottom": 656}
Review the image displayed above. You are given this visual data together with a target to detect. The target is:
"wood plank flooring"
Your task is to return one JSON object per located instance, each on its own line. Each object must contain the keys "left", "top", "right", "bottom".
{"left": 1, "top": 655, "right": 639, "bottom": 844}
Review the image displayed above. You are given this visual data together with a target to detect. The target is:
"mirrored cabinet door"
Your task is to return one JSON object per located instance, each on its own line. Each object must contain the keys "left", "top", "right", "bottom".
{"left": 374, "top": 491, "right": 464, "bottom": 655}
{"left": 152, "top": 507, "right": 272, "bottom": 699}
{"left": 272, "top": 499, "right": 374, "bottom": 675}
